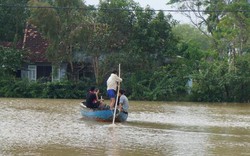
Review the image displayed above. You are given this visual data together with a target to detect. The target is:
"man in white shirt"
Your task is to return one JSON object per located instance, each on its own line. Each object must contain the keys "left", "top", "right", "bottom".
{"left": 106, "top": 70, "right": 122, "bottom": 109}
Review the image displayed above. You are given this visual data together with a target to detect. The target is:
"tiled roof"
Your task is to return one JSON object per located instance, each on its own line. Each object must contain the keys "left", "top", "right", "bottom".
{"left": 22, "top": 24, "right": 49, "bottom": 62}
{"left": 0, "top": 23, "right": 49, "bottom": 63}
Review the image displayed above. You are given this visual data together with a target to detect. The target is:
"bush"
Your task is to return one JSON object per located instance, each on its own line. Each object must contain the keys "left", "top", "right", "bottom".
{"left": 190, "top": 56, "right": 250, "bottom": 103}
{"left": 0, "top": 79, "right": 89, "bottom": 99}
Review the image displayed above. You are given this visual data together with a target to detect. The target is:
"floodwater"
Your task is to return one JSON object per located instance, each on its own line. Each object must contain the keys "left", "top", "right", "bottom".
{"left": 0, "top": 98, "right": 249, "bottom": 156}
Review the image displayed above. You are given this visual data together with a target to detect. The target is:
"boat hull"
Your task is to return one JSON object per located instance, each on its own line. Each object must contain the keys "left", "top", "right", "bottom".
{"left": 80, "top": 104, "right": 128, "bottom": 122}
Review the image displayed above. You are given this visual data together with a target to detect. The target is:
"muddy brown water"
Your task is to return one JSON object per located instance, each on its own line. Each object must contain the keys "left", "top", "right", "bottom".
{"left": 0, "top": 98, "right": 249, "bottom": 156}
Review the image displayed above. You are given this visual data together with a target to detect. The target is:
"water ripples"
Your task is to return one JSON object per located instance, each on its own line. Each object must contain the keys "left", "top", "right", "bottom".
{"left": 0, "top": 98, "right": 249, "bottom": 156}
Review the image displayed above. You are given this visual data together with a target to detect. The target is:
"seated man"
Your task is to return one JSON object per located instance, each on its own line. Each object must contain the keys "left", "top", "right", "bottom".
{"left": 85, "top": 87, "right": 109, "bottom": 110}
{"left": 118, "top": 89, "right": 129, "bottom": 114}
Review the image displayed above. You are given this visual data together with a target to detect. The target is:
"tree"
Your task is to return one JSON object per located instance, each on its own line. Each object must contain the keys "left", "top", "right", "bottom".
{"left": 118, "top": 6, "right": 181, "bottom": 100}
{"left": 74, "top": 20, "right": 111, "bottom": 84}
{"left": 168, "top": 1, "right": 250, "bottom": 102}
{"left": 168, "top": 0, "right": 250, "bottom": 58}
{"left": 124, "top": 8, "right": 178, "bottom": 73}
{"left": 77, "top": 0, "right": 139, "bottom": 84}
{"left": 28, "top": 0, "right": 88, "bottom": 80}
{"left": 216, "top": 1, "right": 250, "bottom": 69}
{"left": 0, "top": 46, "right": 24, "bottom": 78}
{"left": 190, "top": 54, "right": 250, "bottom": 102}
{"left": 97, "top": 0, "right": 137, "bottom": 52}
{"left": 0, "top": 0, "right": 29, "bottom": 42}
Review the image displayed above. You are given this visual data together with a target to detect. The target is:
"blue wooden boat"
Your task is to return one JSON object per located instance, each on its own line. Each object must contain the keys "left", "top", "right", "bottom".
{"left": 80, "top": 103, "right": 128, "bottom": 122}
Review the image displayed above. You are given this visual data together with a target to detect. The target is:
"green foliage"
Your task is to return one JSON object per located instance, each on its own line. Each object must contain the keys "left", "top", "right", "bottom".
{"left": 0, "top": 78, "right": 31, "bottom": 97}
{"left": 0, "top": 0, "right": 249, "bottom": 103}
{"left": 191, "top": 55, "right": 250, "bottom": 102}
{"left": 173, "top": 24, "right": 212, "bottom": 51}
{"left": 0, "top": 46, "right": 24, "bottom": 77}
{"left": 98, "top": 0, "right": 135, "bottom": 32}
{"left": 126, "top": 9, "right": 178, "bottom": 72}
{"left": 0, "top": 79, "right": 89, "bottom": 99}
{"left": 232, "top": 54, "right": 250, "bottom": 102}
{"left": 0, "top": 0, "right": 29, "bottom": 42}
{"left": 122, "top": 71, "right": 152, "bottom": 100}
{"left": 121, "top": 63, "right": 190, "bottom": 101}
{"left": 42, "top": 81, "right": 84, "bottom": 99}
{"left": 168, "top": 0, "right": 250, "bottom": 58}
{"left": 191, "top": 60, "right": 228, "bottom": 102}
{"left": 144, "top": 65, "right": 189, "bottom": 101}
{"left": 28, "top": 0, "right": 87, "bottom": 72}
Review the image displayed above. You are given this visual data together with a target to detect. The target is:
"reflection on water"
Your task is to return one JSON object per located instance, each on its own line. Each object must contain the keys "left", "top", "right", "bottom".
{"left": 0, "top": 98, "right": 249, "bottom": 156}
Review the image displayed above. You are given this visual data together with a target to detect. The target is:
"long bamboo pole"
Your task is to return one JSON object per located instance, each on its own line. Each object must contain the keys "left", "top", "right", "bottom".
{"left": 111, "top": 64, "right": 121, "bottom": 125}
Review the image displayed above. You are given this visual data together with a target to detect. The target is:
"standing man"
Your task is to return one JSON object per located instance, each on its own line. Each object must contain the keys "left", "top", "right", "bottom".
{"left": 107, "top": 70, "right": 122, "bottom": 109}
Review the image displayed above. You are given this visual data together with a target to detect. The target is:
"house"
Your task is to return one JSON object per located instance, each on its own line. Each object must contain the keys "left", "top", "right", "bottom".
{"left": 21, "top": 23, "right": 67, "bottom": 82}
{"left": 1, "top": 23, "right": 94, "bottom": 82}
{"left": 0, "top": 23, "right": 67, "bottom": 82}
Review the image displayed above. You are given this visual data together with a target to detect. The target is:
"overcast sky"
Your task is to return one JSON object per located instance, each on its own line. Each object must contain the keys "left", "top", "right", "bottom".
{"left": 84, "top": 0, "right": 190, "bottom": 23}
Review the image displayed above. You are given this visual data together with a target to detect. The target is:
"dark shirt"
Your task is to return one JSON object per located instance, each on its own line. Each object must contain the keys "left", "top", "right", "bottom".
{"left": 86, "top": 91, "right": 99, "bottom": 108}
